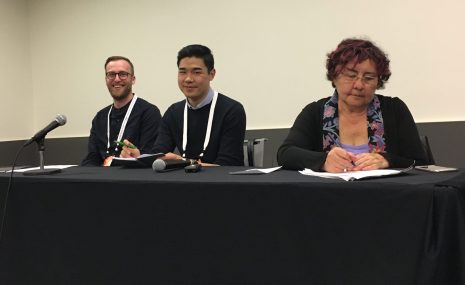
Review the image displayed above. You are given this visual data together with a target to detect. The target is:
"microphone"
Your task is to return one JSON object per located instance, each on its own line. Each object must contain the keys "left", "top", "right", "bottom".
{"left": 152, "top": 159, "right": 195, "bottom": 172}
{"left": 24, "top": 114, "right": 67, "bottom": 146}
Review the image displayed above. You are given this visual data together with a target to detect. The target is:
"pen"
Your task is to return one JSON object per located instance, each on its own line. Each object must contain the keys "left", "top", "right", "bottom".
{"left": 114, "top": 140, "right": 137, "bottom": 149}
{"left": 343, "top": 161, "right": 356, "bottom": 172}
{"left": 336, "top": 142, "right": 356, "bottom": 172}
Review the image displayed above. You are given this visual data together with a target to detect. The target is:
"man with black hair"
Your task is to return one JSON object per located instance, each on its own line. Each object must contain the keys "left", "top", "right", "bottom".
{"left": 82, "top": 56, "right": 161, "bottom": 166}
{"left": 121, "top": 45, "right": 246, "bottom": 166}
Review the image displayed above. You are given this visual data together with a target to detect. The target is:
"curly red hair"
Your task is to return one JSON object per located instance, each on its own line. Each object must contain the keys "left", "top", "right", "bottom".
{"left": 326, "top": 38, "right": 391, "bottom": 89}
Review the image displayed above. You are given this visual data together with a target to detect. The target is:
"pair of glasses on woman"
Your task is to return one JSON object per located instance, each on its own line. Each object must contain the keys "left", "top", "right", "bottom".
{"left": 340, "top": 70, "right": 378, "bottom": 86}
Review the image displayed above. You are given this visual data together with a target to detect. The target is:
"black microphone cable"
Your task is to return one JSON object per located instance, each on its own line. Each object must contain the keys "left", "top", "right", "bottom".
{"left": 1, "top": 114, "right": 66, "bottom": 243}
{"left": 0, "top": 145, "right": 25, "bottom": 243}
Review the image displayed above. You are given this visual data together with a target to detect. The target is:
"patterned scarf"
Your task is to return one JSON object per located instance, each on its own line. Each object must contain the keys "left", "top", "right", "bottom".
{"left": 322, "top": 92, "right": 386, "bottom": 153}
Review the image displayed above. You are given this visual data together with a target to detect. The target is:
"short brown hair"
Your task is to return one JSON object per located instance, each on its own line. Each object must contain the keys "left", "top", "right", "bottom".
{"left": 104, "top": 56, "right": 134, "bottom": 74}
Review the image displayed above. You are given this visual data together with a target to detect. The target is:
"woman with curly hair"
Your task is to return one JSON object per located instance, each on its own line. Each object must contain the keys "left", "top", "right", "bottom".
{"left": 278, "top": 38, "right": 427, "bottom": 172}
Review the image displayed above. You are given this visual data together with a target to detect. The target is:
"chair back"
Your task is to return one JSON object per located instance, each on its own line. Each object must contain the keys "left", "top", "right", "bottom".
{"left": 420, "top": 135, "right": 435, "bottom": 165}
{"left": 243, "top": 138, "right": 268, "bottom": 167}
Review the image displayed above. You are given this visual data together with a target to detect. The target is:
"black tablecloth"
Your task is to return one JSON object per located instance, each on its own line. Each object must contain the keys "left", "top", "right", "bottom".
{"left": 0, "top": 166, "right": 464, "bottom": 285}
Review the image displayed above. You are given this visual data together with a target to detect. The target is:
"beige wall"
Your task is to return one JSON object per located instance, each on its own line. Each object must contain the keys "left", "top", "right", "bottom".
{"left": 1, "top": 0, "right": 465, "bottom": 141}
{"left": 0, "top": 0, "right": 32, "bottom": 140}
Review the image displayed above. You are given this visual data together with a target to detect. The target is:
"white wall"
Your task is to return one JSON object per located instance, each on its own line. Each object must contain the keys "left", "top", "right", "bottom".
{"left": 0, "top": 0, "right": 32, "bottom": 140}
{"left": 1, "top": 0, "right": 465, "bottom": 141}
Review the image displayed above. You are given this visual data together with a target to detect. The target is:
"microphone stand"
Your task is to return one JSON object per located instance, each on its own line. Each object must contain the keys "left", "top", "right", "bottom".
{"left": 23, "top": 137, "right": 61, "bottom": 176}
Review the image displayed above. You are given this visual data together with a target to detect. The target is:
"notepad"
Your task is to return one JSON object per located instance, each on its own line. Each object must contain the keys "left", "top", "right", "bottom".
{"left": 299, "top": 168, "right": 409, "bottom": 181}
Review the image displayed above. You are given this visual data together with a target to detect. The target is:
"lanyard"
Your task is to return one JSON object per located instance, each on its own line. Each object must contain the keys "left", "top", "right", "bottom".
{"left": 106, "top": 94, "right": 138, "bottom": 154}
{"left": 182, "top": 91, "right": 218, "bottom": 158}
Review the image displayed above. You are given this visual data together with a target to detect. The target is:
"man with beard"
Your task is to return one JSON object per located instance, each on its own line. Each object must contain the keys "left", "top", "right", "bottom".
{"left": 81, "top": 56, "right": 161, "bottom": 166}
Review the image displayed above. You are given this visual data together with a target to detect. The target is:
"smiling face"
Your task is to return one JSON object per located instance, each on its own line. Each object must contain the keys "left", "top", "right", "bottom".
{"left": 333, "top": 59, "right": 378, "bottom": 111}
{"left": 105, "top": 59, "right": 136, "bottom": 102}
{"left": 177, "top": 57, "right": 215, "bottom": 107}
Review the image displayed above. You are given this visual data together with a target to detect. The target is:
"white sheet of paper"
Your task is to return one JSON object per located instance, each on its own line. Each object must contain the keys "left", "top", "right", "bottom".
{"left": 299, "top": 168, "right": 402, "bottom": 181}
{"left": 8, "top": 165, "right": 77, "bottom": 173}
{"left": 247, "top": 166, "right": 282, "bottom": 173}
{"left": 111, "top": 157, "right": 136, "bottom": 161}
{"left": 229, "top": 166, "right": 282, "bottom": 175}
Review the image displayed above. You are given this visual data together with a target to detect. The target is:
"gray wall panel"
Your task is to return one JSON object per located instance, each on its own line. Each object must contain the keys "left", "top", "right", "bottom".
{"left": 1, "top": 122, "right": 463, "bottom": 168}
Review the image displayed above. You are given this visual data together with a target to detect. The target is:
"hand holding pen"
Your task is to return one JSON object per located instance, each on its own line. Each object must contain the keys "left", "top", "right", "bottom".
{"left": 115, "top": 140, "right": 137, "bottom": 149}
{"left": 323, "top": 147, "right": 357, "bottom": 173}
{"left": 118, "top": 139, "right": 141, "bottom": 158}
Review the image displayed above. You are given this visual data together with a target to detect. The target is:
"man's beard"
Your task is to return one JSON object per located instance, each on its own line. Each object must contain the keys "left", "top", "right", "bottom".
{"left": 110, "top": 86, "right": 132, "bottom": 101}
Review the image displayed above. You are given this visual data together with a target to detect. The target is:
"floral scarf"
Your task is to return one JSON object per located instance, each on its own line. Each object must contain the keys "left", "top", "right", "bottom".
{"left": 322, "top": 92, "right": 386, "bottom": 153}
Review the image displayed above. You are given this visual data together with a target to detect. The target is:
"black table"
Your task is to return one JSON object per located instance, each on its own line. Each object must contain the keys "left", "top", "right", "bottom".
{"left": 1, "top": 166, "right": 464, "bottom": 285}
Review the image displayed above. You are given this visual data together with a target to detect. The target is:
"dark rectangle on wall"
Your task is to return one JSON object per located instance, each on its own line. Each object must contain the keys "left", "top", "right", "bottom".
{"left": 0, "top": 140, "right": 40, "bottom": 168}
{"left": 0, "top": 137, "right": 89, "bottom": 168}
{"left": 0, "top": 121, "right": 464, "bottom": 168}
{"left": 415, "top": 121, "right": 465, "bottom": 168}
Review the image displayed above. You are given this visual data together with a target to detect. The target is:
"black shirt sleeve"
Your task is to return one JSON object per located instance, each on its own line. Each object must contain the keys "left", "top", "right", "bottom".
{"left": 81, "top": 114, "right": 105, "bottom": 166}
{"left": 212, "top": 100, "right": 246, "bottom": 166}
{"left": 277, "top": 99, "right": 328, "bottom": 170}
{"left": 151, "top": 102, "right": 182, "bottom": 155}
{"left": 380, "top": 96, "right": 428, "bottom": 167}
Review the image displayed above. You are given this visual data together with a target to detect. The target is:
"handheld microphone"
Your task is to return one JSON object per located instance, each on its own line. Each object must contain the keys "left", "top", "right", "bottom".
{"left": 152, "top": 159, "right": 195, "bottom": 172}
{"left": 24, "top": 114, "right": 67, "bottom": 146}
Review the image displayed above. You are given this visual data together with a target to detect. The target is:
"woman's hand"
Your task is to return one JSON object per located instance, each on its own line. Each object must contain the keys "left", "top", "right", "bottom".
{"left": 352, "top": 152, "right": 389, "bottom": 171}
{"left": 323, "top": 147, "right": 357, "bottom": 173}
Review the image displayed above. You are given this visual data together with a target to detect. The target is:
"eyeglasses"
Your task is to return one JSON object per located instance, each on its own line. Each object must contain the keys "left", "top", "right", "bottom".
{"left": 106, "top": 72, "right": 131, "bottom": 80}
{"left": 340, "top": 70, "right": 378, "bottom": 86}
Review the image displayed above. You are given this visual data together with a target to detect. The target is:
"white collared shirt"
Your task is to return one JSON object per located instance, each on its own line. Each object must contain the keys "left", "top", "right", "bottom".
{"left": 186, "top": 88, "right": 214, "bottom": 110}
